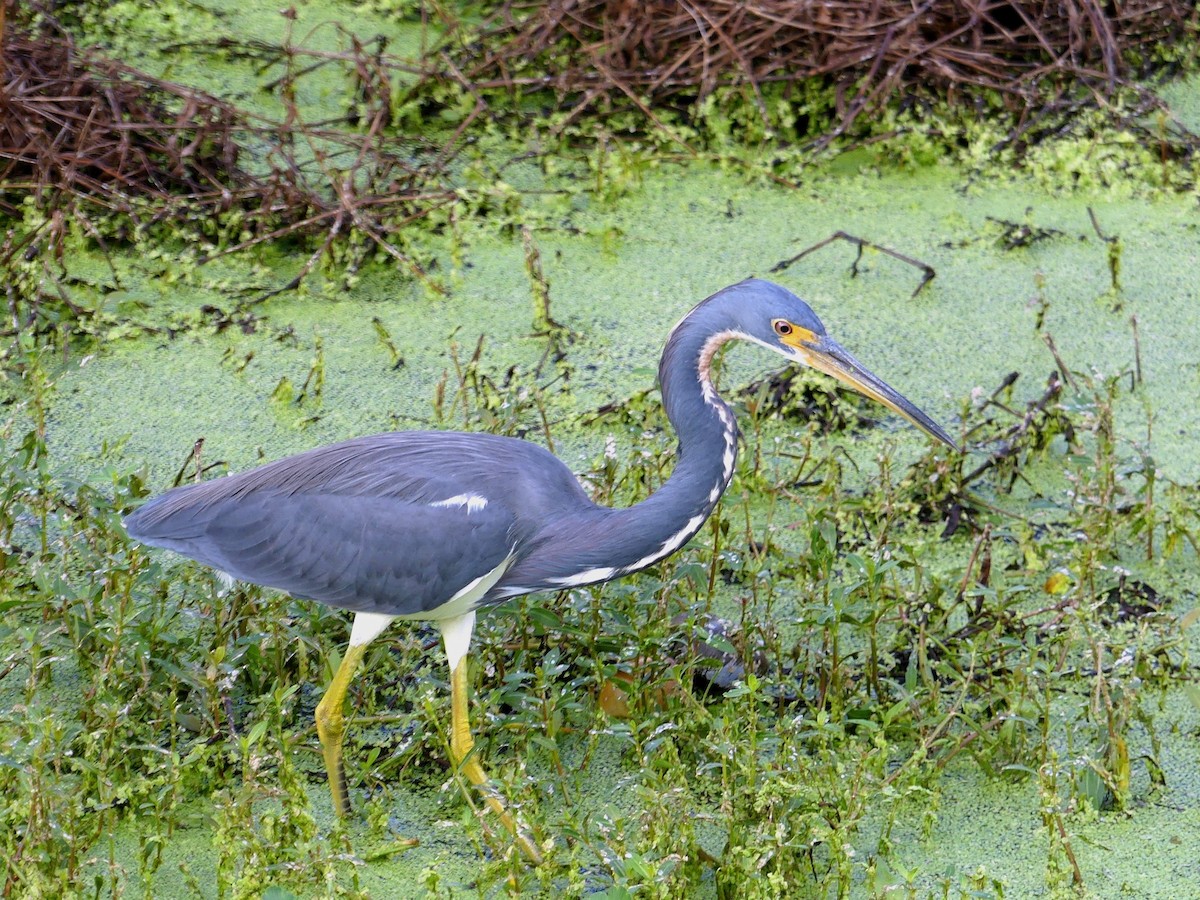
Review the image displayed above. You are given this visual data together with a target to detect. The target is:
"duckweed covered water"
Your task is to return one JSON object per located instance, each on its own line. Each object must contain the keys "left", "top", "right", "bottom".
{"left": 29, "top": 156, "right": 1199, "bottom": 900}
{"left": 3, "top": 2, "right": 1199, "bottom": 898}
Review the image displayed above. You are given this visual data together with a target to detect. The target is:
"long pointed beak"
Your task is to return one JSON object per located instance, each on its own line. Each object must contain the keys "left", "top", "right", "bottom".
{"left": 798, "top": 337, "right": 958, "bottom": 451}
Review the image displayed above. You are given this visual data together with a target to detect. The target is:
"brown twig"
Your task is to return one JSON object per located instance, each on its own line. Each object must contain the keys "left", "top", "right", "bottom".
{"left": 1130, "top": 315, "right": 1142, "bottom": 386}
{"left": 960, "top": 371, "right": 1065, "bottom": 486}
{"left": 770, "top": 231, "right": 936, "bottom": 298}
{"left": 1042, "top": 334, "right": 1079, "bottom": 391}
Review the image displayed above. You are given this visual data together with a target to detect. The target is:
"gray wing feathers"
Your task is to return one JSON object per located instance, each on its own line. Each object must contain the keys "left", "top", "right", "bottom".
{"left": 150, "top": 493, "right": 516, "bottom": 616}
{"left": 126, "top": 432, "right": 591, "bottom": 532}
{"left": 214, "top": 495, "right": 515, "bottom": 615}
{"left": 123, "top": 431, "right": 595, "bottom": 616}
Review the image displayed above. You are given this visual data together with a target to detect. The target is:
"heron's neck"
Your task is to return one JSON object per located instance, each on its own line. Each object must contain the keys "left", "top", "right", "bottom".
{"left": 488, "top": 318, "right": 744, "bottom": 597}
{"left": 656, "top": 323, "right": 741, "bottom": 500}
{"left": 608, "top": 322, "right": 743, "bottom": 569}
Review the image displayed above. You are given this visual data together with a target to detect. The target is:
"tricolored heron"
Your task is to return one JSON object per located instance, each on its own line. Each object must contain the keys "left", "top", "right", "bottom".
{"left": 124, "top": 278, "right": 955, "bottom": 863}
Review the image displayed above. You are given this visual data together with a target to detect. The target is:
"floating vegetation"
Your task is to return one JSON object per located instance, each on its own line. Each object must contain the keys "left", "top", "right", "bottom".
{"left": 4, "top": 320, "right": 1195, "bottom": 895}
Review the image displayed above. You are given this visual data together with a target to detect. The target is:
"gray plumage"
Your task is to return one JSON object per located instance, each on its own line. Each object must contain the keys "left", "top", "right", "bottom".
{"left": 125, "top": 432, "right": 584, "bottom": 615}
{"left": 125, "top": 278, "right": 951, "bottom": 622}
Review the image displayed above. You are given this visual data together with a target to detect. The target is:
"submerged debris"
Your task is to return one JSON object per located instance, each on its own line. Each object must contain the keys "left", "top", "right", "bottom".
{"left": 771, "top": 231, "right": 936, "bottom": 298}
{"left": 741, "top": 367, "right": 875, "bottom": 436}
{"left": 1099, "top": 577, "right": 1166, "bottom": 624}
{"left": 599, "top": 612, "right": 766, "bottom": 717}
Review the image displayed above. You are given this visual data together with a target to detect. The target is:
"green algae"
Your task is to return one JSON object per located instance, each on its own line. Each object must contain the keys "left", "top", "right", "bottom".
{"left": 75, "top": 0, "right": 434, "bottom": 123}
{"left": 5, "top": 4, "right": 1200, "bottom": 897}
{"left": 1157, "top": 73, "right": 1200, "bottom": 136}
{"left": 882, "top": 681, "right": 1200, "bottom": 898}
{"left": 24, "top": 156, "right": 1200, "bottom": 899}
{"left": 44, "top": 162, "right": 1200, "bottom": 484}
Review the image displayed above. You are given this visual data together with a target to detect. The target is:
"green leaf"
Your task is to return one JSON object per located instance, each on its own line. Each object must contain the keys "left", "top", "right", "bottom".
{"left": 246, "top": 719, "right": 270, "bottom": 748}
{"left": 1076, "top": 765, "right": 1111, "bottom": 811}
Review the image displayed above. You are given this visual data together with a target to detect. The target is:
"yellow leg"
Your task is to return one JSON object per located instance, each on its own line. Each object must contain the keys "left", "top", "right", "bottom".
{"left": 315, "top": 643, "right": 368, "bottom": 817}
{"left": 449, "top": 657, "right": 543, "bottom": 864}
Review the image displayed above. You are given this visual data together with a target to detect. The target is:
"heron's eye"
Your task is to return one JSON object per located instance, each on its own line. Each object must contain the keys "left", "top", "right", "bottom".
{"left": 773, "top": 320, "right": 793, "bottom": 337}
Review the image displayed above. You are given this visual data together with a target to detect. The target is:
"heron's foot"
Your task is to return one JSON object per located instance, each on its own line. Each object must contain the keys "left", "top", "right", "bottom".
{"left": 454, "top": 748, "right": 544, "bottom": 865}
{"left": 315, "top": 644, "right": 368, "bottom": 817}
{"left": 448, "top": 656, "right": 544, "bottom": 865}
{"left": 315, "top": 703, "right": 352, "bottom": 816}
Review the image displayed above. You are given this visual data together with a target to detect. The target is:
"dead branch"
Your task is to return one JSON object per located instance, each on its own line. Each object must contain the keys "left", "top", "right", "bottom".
{"left": 770, "top": 231, "right": 936, "bottom": 298}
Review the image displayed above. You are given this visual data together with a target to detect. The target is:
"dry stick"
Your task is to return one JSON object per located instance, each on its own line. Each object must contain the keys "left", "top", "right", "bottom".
{"left": 349, "top": 207, "right": 444, "bottom": 292}
{"left": 646, "top": 9, "right": 714, "bottom": 93}
{"left": 927, "top": 711, "right": 1007, "bottom": 773}
{"left": 1041, "top": 333, "right": 1078, "bottom": 391}
{"left": 244, "top": 140, "right": 349, "bottom": 302}
{"left": 3, "top": 20, "right": 457, "bottom": 299}
{"left": 41, "top": 261, "right": 88, "bottom": 319}
{"left": 959, "top": 372, "right": 1063, "bottom": 486}
{"left": 430, "top": 55, "right": 489, "bottom": 172}
{"left": 193, "top": 193, "right": 451, "bottom": 267}
{"left": 260, "top": 57, "right": 335, "bottom": 91}
{"left": 252, "top": 210, "right": 346, "bottom": 304}
{"left": 1087, "top": 205, "right": 1112, "bottom": 242}
{"left": 955, "top": 524, "right": 992, "bottom": 607}
{"left": 198, "top": 209, "right": 343, "bottom": 265}
{"left": 1004, "top": 0, "right": 1064, "bottom": 63}
{"left": 553, "top": 86, "right": 607, "bottom": 134}
{"left": 816, "top": 20, "right": 901, "bottom": 150}
{"left": 285, "top": 57, "right": 444, "bottom": 296}
{"left": 443, "top": 0, "right": 1191, "bottom": 145}
{"left": 520, "top": 225, "right": 560, "bottom": 336}
{"left": 1083, "top": 0, "right": 1120, "bottom": 87}
{"left": 1053, "top": 811, "right": 1086, "bottom": 887}
{"left": 1130, "top": 315, "right": 1142, "bottom": 385}
{"left": 1087, "top": 204, "right": 1125, "bottom": 295}
{"left": 235, "top": 38, "right": 427, "bottom": 80}
{"left": 170, "top": 438, "right": 205, "bottom": 487}
{"left": 769, "top": 231, "right": 936, "bottom": 298}
{"left": 684, "top": 0, "right": 768, "bottom": 123}
{"left": 882, "top": 650, "right": 979, "bottom": 789}
{"left": 549, "top": 18, "right": 698, "bottom": 154}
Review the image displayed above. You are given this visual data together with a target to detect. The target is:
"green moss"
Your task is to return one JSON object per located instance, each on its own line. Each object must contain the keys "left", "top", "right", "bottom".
{"left": 1157, "top": 73, "right": 1200, "bottom": 136}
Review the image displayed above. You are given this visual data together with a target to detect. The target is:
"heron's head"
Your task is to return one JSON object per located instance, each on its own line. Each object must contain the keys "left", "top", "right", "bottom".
{"left": 724, "top": 279, "right": 958, "bottom": 451}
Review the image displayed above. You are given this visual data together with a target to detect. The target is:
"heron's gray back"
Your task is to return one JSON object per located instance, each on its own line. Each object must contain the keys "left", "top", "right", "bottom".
{"left": 125, "top": 431, "right": 598, "bottom": 617}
